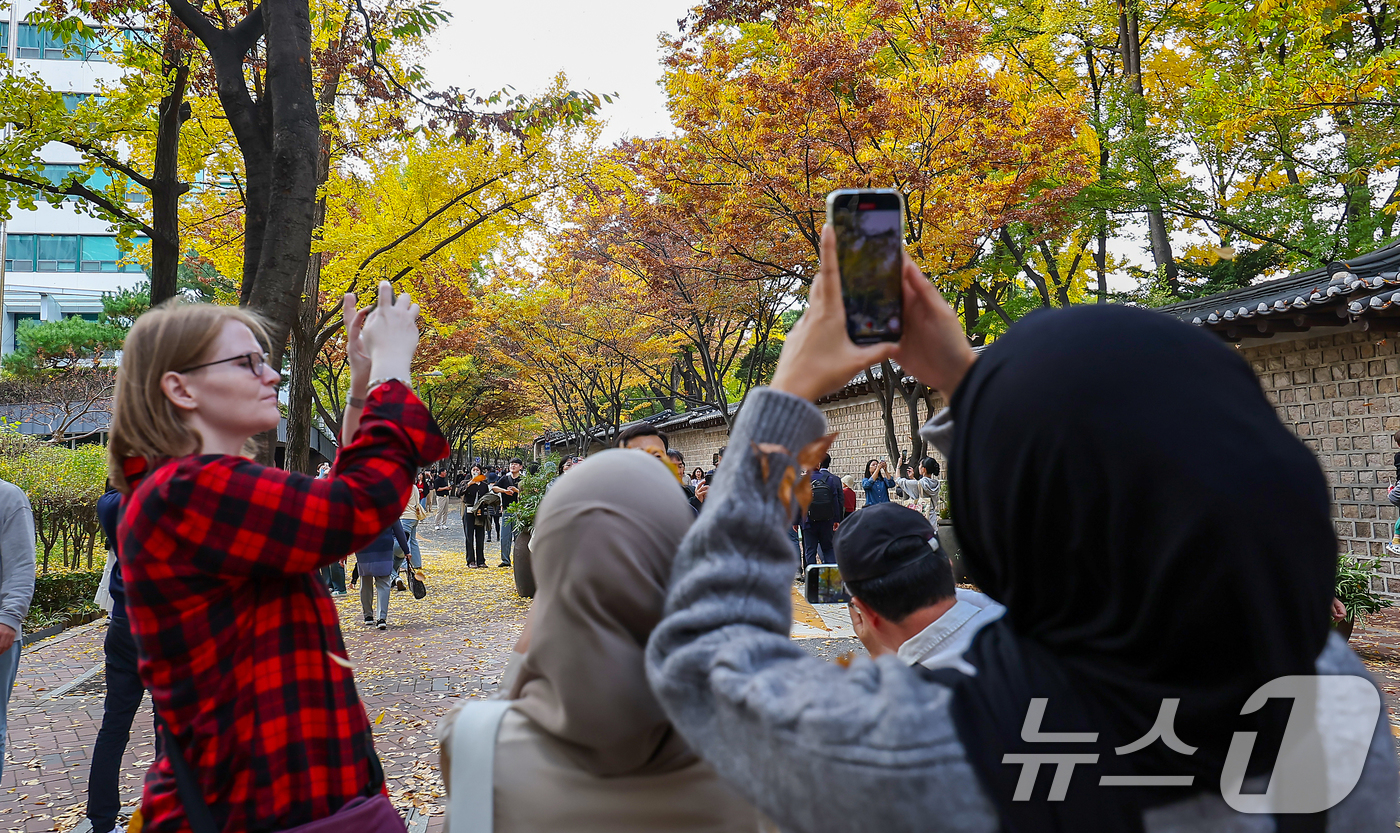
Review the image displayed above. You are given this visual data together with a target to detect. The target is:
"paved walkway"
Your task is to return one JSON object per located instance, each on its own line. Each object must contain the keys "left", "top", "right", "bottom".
{"left": 0, "top": 521, "right": 530, "bottom": 832}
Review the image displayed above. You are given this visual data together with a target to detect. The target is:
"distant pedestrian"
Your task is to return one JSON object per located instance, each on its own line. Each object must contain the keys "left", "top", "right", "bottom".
{"left": 395, "top": 483, "right": 424, "bottom": 583}
{"left": 801, "top": 453, "right": 844, "bottom": 566}
{"left": 861, "top": 458, "right": 895, "bottom": 506}
{"left": 894, "top": 456, "right": 941, "bottom": 519}
{"left": 433, "top": 468, "right": 452, "bottom": 529}
{"left": 492, "top": 459, "right": 525, "bottom": 567}
{"left": 358, "top": 520, "right": 412, "bottom": 630}
{"left": 841, "top": 474, "right": 858, "bottom": 516}
{"left": 485, "top": 467, "right": 502, "bottom": 543}
{"left": 460, "top": 466, "right": 492, "bottom": 568}
{"left": 690, "top": 467, "right": 705, "bottom": 490}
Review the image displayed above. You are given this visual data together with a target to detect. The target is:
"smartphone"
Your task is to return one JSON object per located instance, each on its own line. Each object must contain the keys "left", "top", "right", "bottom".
{"left": 805, "top": 564, "right": 851, "bottom": 605}
{"left": 704, "top": 470, "right": 714, "bottom": 486}
{"left": 826, "top": 189, "right": 906, "bottom": 344}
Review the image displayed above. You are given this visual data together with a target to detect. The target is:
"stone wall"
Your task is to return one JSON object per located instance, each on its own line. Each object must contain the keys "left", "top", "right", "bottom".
{"left": 665, "top": 391, "right": 947, "bottom": 504}
{"left": 1242, "top": 327, "right": 1400, "bottom": 597}
{"left": 657, "top": 326, "right": 1400, "bottom": 599}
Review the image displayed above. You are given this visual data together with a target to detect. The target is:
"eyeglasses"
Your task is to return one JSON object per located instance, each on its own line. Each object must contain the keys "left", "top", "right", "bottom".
{"left": 177, "top": 352, "right": 270, "bottom": 379}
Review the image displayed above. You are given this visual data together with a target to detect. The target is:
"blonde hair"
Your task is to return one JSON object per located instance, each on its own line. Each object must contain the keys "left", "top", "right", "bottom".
{"left": 107, "top": 300, "right": 272, "bottom": 494}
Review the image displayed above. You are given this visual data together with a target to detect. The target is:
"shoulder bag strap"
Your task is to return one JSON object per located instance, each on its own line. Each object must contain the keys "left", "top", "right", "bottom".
{"left": 153, "top": 710, "right": 221, "bottom": 833}
{"left": 447, "top": 700, "right": 513, "bottom": 833}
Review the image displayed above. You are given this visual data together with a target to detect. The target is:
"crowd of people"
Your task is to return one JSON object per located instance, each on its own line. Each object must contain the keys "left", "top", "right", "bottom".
{"left": 0, "top": 222, "right": 1385, "bottom": 833}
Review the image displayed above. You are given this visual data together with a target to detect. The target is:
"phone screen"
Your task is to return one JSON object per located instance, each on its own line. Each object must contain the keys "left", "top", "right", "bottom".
{"left": 829, "top": 190, "right": 904, "bottom": 344}
{"left": 805, "top": 564, "right": 851, "bottom": 605}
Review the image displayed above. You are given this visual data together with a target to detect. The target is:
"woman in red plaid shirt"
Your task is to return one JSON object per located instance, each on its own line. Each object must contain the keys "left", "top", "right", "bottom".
{"left": 107, "top": 282, "right": 447, "bottom": 833}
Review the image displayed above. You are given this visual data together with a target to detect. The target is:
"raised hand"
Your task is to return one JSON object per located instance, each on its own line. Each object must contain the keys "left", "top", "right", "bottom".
{"left": 359, "top": 280, "right": 420, "bottom": 384}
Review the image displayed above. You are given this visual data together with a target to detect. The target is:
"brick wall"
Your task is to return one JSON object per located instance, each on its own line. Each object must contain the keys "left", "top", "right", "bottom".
{"left": 1242, "top": 327, "right": 1400, "bottom": 597}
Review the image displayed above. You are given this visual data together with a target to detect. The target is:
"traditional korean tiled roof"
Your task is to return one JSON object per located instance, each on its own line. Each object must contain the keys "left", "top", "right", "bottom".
{"left": 1159, "top": 240, "right": 1400, "bottom": 338}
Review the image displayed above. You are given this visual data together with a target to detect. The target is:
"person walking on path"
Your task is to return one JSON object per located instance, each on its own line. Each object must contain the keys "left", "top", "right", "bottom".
{"left": 86, "top": 487, "right": 145, "bottom": 833}
{"left": 840, "top": 474, "right": 858, "bottom": 517}
{"left": 357, "top": 520, "right": 412, "bottom": 630}
{"left": 647, "top": 228, "right": 1398, "bottom": 833}
{"left": 0, "top": 474, "right": 34, "bottom": 781}
{"left": 433, "top": 468, "right": 453, "bottom": 529}
{"left": 492, "top": 458, "right": 524, "bottom": 567}
{"left": 860, "top": 458, "right": 895, "bottom": 506}
{"left": 460, "top": 465, "right": 492, "bottom": 568}
{"left": 109, "top": 285, "right": 446, "bottom": 833}
{"left": 438, "top": 451, "right": 765, "bottom": 832}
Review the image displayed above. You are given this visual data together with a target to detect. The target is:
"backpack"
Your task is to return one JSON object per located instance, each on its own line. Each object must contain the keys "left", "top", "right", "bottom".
{"left": 808, "top": 474, "right": 838, "bottom": 522}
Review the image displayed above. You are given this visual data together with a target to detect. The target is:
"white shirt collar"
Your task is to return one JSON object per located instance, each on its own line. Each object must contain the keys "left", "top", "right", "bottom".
{"left": 896, "top": 589, "right": 1005, "bottom": 674}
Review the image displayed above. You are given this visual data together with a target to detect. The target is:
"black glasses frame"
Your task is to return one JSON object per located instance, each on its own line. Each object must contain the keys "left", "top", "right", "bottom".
{"left": 177, "top": 351, "right": 269, "bottom": 378}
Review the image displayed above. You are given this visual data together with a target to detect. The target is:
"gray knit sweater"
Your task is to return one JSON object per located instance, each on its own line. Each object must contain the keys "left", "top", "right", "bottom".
{"left": 646, "top": 387, "right": 1399, "bottom": 833}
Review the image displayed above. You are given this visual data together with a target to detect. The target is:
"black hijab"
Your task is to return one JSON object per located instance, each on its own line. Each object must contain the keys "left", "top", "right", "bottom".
{"left": 938, "top": 305, "right": 1334, "bottom": 832}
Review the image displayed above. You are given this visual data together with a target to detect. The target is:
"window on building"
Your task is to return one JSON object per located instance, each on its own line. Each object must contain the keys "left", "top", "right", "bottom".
{"left": 5, "top": 235, "right": 35, "bottom": 273}
{"left": 64, "top": 313, "right": 99, "bottom": 322}
{"left": 0, "top": 23, "right": 10, "bottom": 50}
{"left": 5, "top": 234, "right": 146, "bottom": 273}
{"left": 37, "top": 235, "right": 79, "bottom": 271}
{"left": 16, "top": 24, "right": 116, "bottom": 62}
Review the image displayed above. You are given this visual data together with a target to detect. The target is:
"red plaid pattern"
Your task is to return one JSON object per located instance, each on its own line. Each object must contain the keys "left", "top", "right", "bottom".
{"left": 118, "top": 381, "right": 448, "bottom": 833}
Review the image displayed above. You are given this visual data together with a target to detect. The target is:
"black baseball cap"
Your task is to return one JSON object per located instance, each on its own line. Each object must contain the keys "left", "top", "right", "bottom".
{"left": 835, "top": 503, "right": 940, "bottom": 582}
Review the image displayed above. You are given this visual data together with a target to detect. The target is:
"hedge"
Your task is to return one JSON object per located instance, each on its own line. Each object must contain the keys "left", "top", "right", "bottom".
{"left": 0, "top": 432, "right": 106, "bottom": 572}
{"left": 26, "top": 568, "right": 102, "bottom": 631}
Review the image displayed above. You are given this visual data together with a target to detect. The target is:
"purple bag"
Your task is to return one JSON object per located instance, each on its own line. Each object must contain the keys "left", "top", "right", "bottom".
{"left": 278, "top": 793, "right": 405, "bottom": 833}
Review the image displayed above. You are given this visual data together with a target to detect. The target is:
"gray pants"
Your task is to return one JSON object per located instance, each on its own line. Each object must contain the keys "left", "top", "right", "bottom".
{"left": 360, "top": 574, "right": 392, "bottom": 621}
{"left": 435, "top": 494, "right": 453, "bottom": 526}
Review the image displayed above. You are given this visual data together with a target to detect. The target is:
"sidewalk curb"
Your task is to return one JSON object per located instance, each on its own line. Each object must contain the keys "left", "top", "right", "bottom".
{"left": 23, "top": 611, "right": 107, "bottom": 651}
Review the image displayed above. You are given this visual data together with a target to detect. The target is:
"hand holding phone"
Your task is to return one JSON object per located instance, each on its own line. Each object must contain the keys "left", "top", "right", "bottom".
{"left": 768, "top": 228, "right": 896, "bottom": 402}
{"left": 827, "top": 189, "right": 905, "bottom": 344}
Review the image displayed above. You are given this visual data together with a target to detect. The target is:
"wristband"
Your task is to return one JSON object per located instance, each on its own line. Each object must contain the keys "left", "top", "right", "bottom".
{"left": 347, "top": 395, "right": 366, "bottom": 409}
{"left": 367, "top": 376, "right": 413, "bottom": 394}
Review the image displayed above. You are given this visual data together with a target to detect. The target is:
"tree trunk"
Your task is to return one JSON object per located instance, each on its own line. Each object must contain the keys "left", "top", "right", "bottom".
{"left": 902, "top": 382, "right": 929, "bottom": 463}
{"left": 1118, "top": 0, "right": 1178, "bottom": 291}
{"left": 876, "top": 359, "right": 902, "bottom": 465}
{"left": 242, "top": 0, "right": 320, "bottom": 370}
{"left": 149, "top": 42, "right": 190, "bottom": 305}
{"left": 284, "top": 33, "right": 345, "bottom": 472}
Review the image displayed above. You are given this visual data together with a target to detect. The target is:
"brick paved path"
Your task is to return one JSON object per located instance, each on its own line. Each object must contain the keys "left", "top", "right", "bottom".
{"left": 0, "top": 520, "right": 529, "bottom": 832}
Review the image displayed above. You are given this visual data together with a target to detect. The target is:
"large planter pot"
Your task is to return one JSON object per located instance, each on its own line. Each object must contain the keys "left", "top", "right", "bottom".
{"left": 936, "top": 520, "right": 968, "bottom": 585}
{"left": 512, "top": 529, "right": 536, "bottom": 598}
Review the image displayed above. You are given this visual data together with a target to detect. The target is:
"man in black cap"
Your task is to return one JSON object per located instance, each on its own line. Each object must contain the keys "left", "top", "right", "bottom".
{"left": 836, "top": 503, "right": 1003, "bottom": 671}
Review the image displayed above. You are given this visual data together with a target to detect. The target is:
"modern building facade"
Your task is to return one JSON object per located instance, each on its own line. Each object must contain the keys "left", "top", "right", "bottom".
{"left": 1, "top": 1, "right": 147, "bottom": 353}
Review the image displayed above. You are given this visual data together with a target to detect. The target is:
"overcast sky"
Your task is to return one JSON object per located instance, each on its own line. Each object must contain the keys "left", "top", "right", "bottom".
{"left": 422, "top": 1, "right": 698, "bottom": 144}
{"left": 419, "top": 1, "right": 1155, "bottom": 281}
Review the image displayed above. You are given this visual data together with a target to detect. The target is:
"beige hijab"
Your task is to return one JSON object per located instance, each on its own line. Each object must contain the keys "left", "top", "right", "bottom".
{"left": 508, "top": 449, "right": 697, "bottom": 777}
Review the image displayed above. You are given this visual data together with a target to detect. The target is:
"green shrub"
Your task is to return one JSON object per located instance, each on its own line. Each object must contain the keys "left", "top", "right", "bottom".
{"left": 26, "top": 568, "right": 102, "bottom": 631}
{"left": 513, "top": 456, "right": 561, "bottom": 535}
{"left": 0, "top": 434, "right": 106, "bottom": 572}
{"left": 1336, "top": 556, "right": 1393, "bottom": 627}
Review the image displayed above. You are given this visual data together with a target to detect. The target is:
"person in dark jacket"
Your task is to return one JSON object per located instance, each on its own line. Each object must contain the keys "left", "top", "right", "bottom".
{"left": 800, "top": 454, "right": 845, "bottom": 566}
{"left": 357, "top": 520, "right": 410, "bottom": 630}
{"left": 460, "top": 465, "right": 492, "bottom": 568}
{"left": 86, "top": 487, "right": 147, "bottom": 833}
